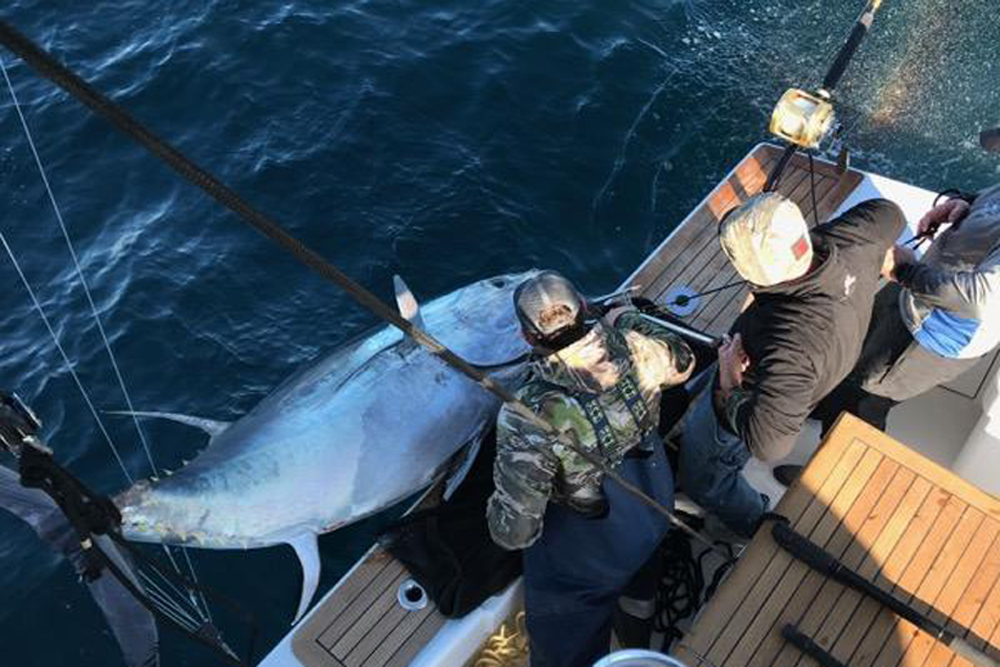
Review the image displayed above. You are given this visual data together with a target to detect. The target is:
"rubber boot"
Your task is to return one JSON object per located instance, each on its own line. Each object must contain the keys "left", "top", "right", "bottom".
{"left": 612, "top": 596, "right": 656, "bottom": 649}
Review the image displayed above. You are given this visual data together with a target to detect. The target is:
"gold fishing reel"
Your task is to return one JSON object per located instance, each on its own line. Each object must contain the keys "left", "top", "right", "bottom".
{"left": 768, "top": 88, "right": 835, "bottom": 149}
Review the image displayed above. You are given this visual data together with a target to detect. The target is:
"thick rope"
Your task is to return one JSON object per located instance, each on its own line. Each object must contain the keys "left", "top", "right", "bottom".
{"left": 0, "top": 20, "right": 722, "bottom": 554}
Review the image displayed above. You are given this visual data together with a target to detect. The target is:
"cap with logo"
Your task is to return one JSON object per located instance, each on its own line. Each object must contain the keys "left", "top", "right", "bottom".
{"left": 718, "top": 193, "right": 813, "bottom": 287}
{"left": 513, "top": 271, "right": 588, "bottom": 352}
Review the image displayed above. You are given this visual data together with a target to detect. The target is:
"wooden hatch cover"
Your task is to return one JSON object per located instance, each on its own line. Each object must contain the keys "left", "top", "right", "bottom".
{"left": 672, "top": 413, "right": 1000, "bottom": 667}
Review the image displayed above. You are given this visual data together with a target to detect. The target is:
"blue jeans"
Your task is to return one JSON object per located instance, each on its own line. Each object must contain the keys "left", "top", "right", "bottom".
{"left": 678, "top": 381, "right": 765, "bottom": 538}
{"left": 522, "top": 435, "right": 674, "bottom": 667}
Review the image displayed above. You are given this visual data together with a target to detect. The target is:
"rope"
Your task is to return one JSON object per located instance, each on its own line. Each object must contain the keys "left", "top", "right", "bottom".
{"left": 0, "top": 53, "right": 211, "bottom": 623}
{"left": 0, "top": 19, "right": 723, "bottom": 554}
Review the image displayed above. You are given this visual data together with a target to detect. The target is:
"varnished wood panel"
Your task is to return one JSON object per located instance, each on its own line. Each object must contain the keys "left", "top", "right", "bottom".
{"left": 672, "top": 414, "right": 1000, "bottom": 667}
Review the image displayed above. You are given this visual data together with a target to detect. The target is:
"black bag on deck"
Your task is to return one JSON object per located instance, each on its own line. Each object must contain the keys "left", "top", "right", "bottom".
{"left": 378, "top": 427, "right": 521, "bottom": 618}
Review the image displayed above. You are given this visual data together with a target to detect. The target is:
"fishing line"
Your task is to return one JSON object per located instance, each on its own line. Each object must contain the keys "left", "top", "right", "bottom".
{"left": 139, "top": 568, "right": 203, "bottom": 627}
{"left": 0, "top": 232, "right": 134, "bottom": 482}
{"left": 0, "top": 230, "right": 210, "bottom": 626}
{"left": 0, "top": 20, "right": 726, "bottom": 555}
{"left": 0, "top": 54, "right": 211, "bottom": 623}
{"left": 668, "top": 280, "right": 746, "bottom": 308}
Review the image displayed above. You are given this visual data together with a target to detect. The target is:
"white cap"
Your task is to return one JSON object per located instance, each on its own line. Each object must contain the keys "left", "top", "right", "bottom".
{"left": 719, "top": 193, "right": 813, "bottom": 287}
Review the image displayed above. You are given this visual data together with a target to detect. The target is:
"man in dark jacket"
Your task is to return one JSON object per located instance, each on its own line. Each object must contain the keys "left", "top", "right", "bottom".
{"left": 678, "top": 193, "right": 905, "bottom": 537}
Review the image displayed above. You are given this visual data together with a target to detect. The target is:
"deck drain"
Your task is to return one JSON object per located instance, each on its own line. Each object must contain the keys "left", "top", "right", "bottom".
{"left": 397, "top": 579, "right": 428, "bottom": 611}
{"left": 662, "top": 285, "right": 700, "bottom": 317}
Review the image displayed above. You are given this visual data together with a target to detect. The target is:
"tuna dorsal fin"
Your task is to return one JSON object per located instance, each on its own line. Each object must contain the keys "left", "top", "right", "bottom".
{"left": 106, "top": 411, "right": 231, "bottom": 438}
{"left": 287, "top": 532, "right": 321, "bottom": 625}
{"left": 393, "top": 275, "right": 426, "bottom": 329}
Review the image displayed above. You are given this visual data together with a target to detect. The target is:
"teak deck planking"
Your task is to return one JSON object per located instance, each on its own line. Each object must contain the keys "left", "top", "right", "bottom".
{"left": 672, "top": 414, "right": 1000, "bottom": 667}
{"left": 291, "top": 517, "right": 447, "bottom": 667}
{"left": 627, "top": 143, "right": 863, "bottom": 337}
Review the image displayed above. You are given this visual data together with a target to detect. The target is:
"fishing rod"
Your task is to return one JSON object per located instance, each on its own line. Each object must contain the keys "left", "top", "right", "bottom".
{"left": 0, "top": 20, "right": 725, "bottom": 555}
{"left": 772, "top": 521, "right": 1000, "bottom": 667}
{"left": 638, "top": 313, "right": 720, "bottom": 349}
{"left": 764, "top": 0, "right": 884, "bottom": 192}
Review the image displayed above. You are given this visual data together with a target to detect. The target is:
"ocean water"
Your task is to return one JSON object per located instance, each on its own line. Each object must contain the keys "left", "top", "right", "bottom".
{"left": 0, "top": 1, "right": 997, "bottom": 665}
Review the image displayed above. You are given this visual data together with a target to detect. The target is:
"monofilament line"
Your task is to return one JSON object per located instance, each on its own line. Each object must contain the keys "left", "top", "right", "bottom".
{"left": 0, "top": 56, "right": 159, "bottom": 478}
{"left": 0, "top": 231, "right": 133, "bottom": 482}
{"left": 1, "top": 55, "right": 211, "bottom": 622}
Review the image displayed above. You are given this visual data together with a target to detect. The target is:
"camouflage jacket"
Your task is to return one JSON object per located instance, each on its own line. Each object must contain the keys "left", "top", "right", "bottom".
{"left": 486, "top": 311, "right": 694, "bottom": 550}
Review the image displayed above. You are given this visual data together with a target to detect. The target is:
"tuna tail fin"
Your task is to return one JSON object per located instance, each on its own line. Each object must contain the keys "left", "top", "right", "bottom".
{"left": 107, "top": 410, "right": 231, "bottom": 438}
{"left": 0, "top": 465, "right": 160, "bottom": 667}
{"left": 287, "top": 532, "right": 321, "bottom": 625}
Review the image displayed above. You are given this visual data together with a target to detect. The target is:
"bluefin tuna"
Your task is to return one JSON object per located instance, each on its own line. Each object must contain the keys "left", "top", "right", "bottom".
{"left": 112, "top": 270, "right": 537, "bottom": 621}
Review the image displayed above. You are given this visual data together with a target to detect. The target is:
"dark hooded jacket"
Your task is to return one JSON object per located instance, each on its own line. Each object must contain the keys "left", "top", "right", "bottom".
{"left": 722, "top": 198, "right": 906, "bottom": 462}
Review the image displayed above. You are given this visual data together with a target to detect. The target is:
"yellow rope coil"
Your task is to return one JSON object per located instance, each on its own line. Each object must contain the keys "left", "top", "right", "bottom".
{"left": 473, "top": 611, "right": 529, "bottom": 667}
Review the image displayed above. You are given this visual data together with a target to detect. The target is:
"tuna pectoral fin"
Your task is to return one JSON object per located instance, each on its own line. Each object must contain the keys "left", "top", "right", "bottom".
{"left": 442, "top": 426, "right": 488, "bottom": 501}
{"left": 287, "top": 532, "right": 321, "bottom": 625}
{"left": 107, "top": 410, "right": 231, "bottom": 438}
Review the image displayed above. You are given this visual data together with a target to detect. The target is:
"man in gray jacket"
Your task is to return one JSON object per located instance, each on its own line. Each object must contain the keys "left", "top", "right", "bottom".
{"left": 813, "top": 181, "right": 1000, "bottom": 433}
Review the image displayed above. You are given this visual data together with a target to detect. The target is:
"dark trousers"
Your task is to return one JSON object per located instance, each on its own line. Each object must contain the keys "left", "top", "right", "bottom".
{"left": 677, "top": 381, "right": 766, "bottom": 538}
{"left": 813, "top": 283, "right": 980, "bottom": 434}
{"left": 522, "top": 438, "right": 674, "bottom": 667}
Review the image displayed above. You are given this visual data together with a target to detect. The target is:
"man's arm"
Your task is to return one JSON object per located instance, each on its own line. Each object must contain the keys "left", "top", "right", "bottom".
{"left": 893, "top": 246, "right": 1000, "bottom": 318}
{"left": 486, "top": 406, "right": 559, "bottom": 551}
{"left": 718, "top": 347, "right": 818, "bottom": 463}
{"left": 815, "top": 198, "right": 907, "bottom": 252}
{"left": 614, "top": 310, "right": 696, "bottom": 389}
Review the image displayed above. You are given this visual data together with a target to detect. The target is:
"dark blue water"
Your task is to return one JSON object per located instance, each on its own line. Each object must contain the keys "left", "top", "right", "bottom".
{"left": 0, "top": 1, "right": 996, "bottom": 665}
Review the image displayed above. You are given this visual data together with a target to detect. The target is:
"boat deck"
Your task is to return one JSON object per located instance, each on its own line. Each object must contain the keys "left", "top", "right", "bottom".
{"left": 290, "top": 544, "right": 447, "bottom": 667}
{"left": 278, "top": 143, "right": 868, "bottom": 667}
{"left": 266, "top": 143, "right": 998, "bottom": 667}
{"left": 673, "top": 414, "right": 1000, "bottom": 667}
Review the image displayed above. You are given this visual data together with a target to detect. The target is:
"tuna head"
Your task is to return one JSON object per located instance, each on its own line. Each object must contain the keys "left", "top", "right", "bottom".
{"left": 113, "top": 269, "right": 539, "bottom": 621}
{"left": 416, "top": 268, "right": 540, "bottom": 366}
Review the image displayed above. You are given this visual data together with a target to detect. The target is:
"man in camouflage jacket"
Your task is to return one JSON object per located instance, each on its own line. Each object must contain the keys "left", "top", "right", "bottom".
{"left": 486, "top": 271, "right": 693, "bottom": 667}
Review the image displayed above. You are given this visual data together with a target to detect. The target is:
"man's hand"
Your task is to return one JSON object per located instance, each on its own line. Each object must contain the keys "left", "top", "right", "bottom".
{"left": 917, "top": 198, "right": 971, "bottom": 238}
{"left": 717, "top": 334, "right": 749, "bottom": 394}
{"left": 881, "top": 244, "right": 917, "bottom": 281}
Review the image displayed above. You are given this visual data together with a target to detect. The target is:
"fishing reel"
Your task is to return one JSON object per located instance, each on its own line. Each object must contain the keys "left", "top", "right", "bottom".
{"left": 0, "top": 390, "right": 45, "bottom": 458}
{"left": 769, "top": 88, "right": 836, "bottom": 150}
